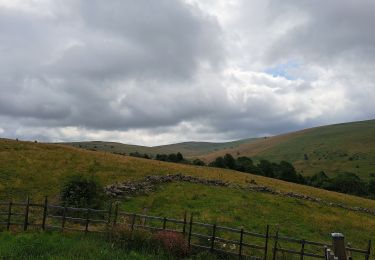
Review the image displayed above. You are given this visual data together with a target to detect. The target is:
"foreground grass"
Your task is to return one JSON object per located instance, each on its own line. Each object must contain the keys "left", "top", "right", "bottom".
{"left": 0, "top": 231, "right": 158, "bottom": 259}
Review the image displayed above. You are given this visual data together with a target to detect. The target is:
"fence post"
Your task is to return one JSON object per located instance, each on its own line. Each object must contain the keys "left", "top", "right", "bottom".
{"left": 42, "top": 196, "right": 48, "bottom": 230}
{"left": 182, "top": 211, "right": 187, "bottom": 237}
{"left": 61, "top": 206, "right": 67, "bottom": 232}
{"left": 365, "top": 240, "right": 371, "bottom": 260}
{"left": 107, "top": 202, "right": 113, "bottom": 226}
{"left": 130, "top": 213, "right": 136, "bottom": 240}
{"left": 23, "top": 197, "right": 30, "bottom": 231}
{"left": 264, "top": 225, "right": 269, "bottom": 260}
{"left": 300, "top": 239, "right": 305, "bottom": 260}
{"left": 163, "top": 217, "right": 167, "bottom": 230}
{"left": 7, "top": 201, "right": 12, "bottom": 231}
{"left": 239, "top": 228, "right": 244, "bottom": 259}
{"left": 113, "top": 203, "right": 119, "bottom": 227}
{"left": 331, "top": 233, "right": 347, "bottom": 260}
{"left": 85, "top": 208, "right": 90, "bottom": 233}
{"left": 210, "top": 224, "right": 216, "bottom": 252}
{"left": 272, "top": 229, "right": 279, "bottom": 260}
{"left": 188, "top": 213, "right": 194, "bottom": 249}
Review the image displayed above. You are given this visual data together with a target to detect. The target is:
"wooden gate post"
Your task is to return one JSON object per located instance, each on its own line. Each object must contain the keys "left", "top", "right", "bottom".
{"left": 331, "top": 233, "right": 347, "bottom": 260}
{"left": 264, "top": 225, "right": 269, "bottom": 260}
{"left": 210, "top": 224, "right": 216, "bottom": 252}
{"left": 239, "top": 228, "right": 244, "bottom": 259}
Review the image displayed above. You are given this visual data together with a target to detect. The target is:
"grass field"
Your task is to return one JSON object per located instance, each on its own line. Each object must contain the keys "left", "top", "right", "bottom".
{"left": 0, "top": 138, "right": 374, "bottom": 258}
{"left": 201, "top": 119, "right": 375, "bottom": 179}
{"left": 0, "top": 231, "right": 164, "bottom": 259}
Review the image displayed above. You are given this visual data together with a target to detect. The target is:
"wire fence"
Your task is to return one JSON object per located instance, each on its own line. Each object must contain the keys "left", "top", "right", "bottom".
{"left": 0, "top": 197, "right": 371, "bottom": 259}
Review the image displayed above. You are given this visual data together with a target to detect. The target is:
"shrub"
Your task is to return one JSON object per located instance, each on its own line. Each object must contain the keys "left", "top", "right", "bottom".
{"left": 60, "top": 174, "right": 104, "bottom": 209}
{"left": 152, "top": 231, "right": 189, "bottom": 257}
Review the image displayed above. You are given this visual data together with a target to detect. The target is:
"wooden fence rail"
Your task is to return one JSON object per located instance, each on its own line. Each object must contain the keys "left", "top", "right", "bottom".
{"left": 0, "top": 198, "right": 372, "bottom": 259}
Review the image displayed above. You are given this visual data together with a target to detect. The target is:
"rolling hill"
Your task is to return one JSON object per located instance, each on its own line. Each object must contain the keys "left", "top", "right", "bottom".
{"left": 200, "top": 119, "right": 375, "bottom": 179}
{"left": 61, "top": 138, "right": 258, "bottom": 157}
{"left": 0, "top": 138, "right": 374, "bottom": 255}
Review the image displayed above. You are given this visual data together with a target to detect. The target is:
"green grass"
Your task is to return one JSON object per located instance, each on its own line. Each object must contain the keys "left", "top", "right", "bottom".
{"left": 0, "top": 231, "right": 158, "bottom": 259}
{"left": 202, "top": 119, "right": 375, "bottom": 179}
{"left": 119, "top": 182, "right": 374, "bottom": 251}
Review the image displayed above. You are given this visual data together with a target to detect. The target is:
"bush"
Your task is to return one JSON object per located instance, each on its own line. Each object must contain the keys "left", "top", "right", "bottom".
{"left": 152, "top": 231, "right": 189, "bottom": 257}
{"left": 60, "top": 174, "right": 104, "bottom": 209}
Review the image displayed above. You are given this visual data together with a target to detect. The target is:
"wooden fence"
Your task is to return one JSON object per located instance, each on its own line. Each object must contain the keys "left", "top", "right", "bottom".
{"left": 0, "top": 198, "right": 372, "bottom": 259}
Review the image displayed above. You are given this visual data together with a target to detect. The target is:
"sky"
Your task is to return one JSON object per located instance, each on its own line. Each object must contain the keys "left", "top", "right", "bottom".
{"left": 0, "top": 0, "right": 374, "bottom": 146}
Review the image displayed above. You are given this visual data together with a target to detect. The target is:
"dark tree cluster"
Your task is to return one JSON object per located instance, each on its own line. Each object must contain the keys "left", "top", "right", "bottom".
{"left": 306, "top": 171, "right": 375, "bottom": 197}
{"left": 208, "top": 154, "right": 305, "bottom": 184}
{"left": 156, "top": 152, "right": 185, "bottom": 163}
{"left": 129, "top": 151, "right": 152, "bottom": 159}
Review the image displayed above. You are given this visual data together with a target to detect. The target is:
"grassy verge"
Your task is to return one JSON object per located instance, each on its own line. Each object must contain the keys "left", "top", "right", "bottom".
{"left": 0, "top": 231, "right": 158, "bottom": 259}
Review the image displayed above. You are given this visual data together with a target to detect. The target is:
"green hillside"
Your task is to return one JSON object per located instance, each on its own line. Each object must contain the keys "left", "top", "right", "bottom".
{"left": 0, "top": 138, "right": 374, "bottom": 256}
{"left": 202, "top": 120, "right": 375, "bottom": 179}
{"left": 62, "top": 138, "right": 258, "bottom": 157}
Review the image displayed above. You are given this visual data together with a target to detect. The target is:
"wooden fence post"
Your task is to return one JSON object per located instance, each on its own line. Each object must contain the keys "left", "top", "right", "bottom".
{"left": 163, "top": 217, "right": 167, "bottom": 230}
{"left": 182, "top": 211, "right": 187, "bottom": 237}
{"left": 331, "top": 233, "right": 347, "bottom": 260}
{"left": 272, "top": 229, "right": 279, "bottom": 260}
{"left": 113, "top": 203, "right": 119, "bottom": 227}
{"left": 188, "top": 213, "right": 194, "bottom": 249}
{"left": 42, "top": 196, "right": 48, "bottom": 230}
{"left": 85, "top": 208, "right": 90, "bottom": 233}
{"left": 210, "top": 224, "right": 216, "bottom": 252}
{"left": 61, "top": 206, "right": 67, "bottom": 232}
{"left": 365, "top": 240, "right": 371, "bottom": 260}
{"left": 130, "top": 213, "right": 136, "bottom": 240}
{"left": 300, "top": 239, "right": 305, "bottom": 260}
{"left": 239, "top": 228, "right": 244, "bottom": 259}
{"left": 23, "top": 197, "right": 30, "bottom": 231}
{"left": 264, "top": 225, "right": 269, "bottom": 260}
{"left": 7, "top": 201, "right": 12, "bottom": 231}
{"left": 107, "top": 202, "right": 113, "bottom": 226}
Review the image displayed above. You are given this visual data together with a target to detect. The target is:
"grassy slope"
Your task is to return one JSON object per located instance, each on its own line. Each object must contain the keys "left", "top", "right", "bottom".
{"left": 62, "top": 138, "right": 258, "bottom": 157}
{"left": 0, "top": 139, "right": 374, "bottom": 254}
{"left": 201, "top": 120, "right": 375, "bottom": 178}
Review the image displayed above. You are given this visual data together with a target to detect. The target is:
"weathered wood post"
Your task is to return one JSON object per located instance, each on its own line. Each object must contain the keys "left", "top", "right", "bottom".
{"left": 61, "top": 206, "right": 67, "bottom": 232}
{"left": 107, "top": 202, "right": 113, "bottom": 226}
{"left": 272, "top": 229, "right": 279, "bottom": 260}
{"left": 331, "top": 233, "right": 347, "bottom": 260}
{"left": 163, "top": 217, "right": 167, "bottom": 230}
{"left": 264, "top": 225, "right": 269, "bottom": 260}
{"left": 188, "top": 213, "right": 194, "bottom": 249}
{"left": 365, "top": 240, "right": 371, "bottom": 260}
{"left": 300, "top": 239, "right": 305, "bottom": 260}
{"left": 85, "top": 208, "right": 90, "bottom": 233}
{"left": 239, "top": 228, "right": 244, "bottom": 259}
{"left": 7, "top": 201, "right": 12, "bottom": 231}
{"left": 23, "top": 197, "right": 30, "bottom": 231}
{"left": 182, "top": 211, "right": 187, "bottom": 237}
{"left": 210, "top": 224, "right": 216, "bottom": 253}
{"left": 42, "top": 196, "right": 48, "bottom": 230}
{"left": 113, "top": 203, "right": 119, "bottom": 227}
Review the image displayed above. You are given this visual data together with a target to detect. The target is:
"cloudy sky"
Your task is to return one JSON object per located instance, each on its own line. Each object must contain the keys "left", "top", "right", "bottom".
{"left": 0, "top": 0, "right": 374, "bottom": 145}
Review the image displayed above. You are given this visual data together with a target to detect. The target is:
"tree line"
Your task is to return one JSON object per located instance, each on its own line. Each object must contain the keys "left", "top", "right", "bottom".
{"left": 127, "top": 151, "right": 375, "bottom": 199}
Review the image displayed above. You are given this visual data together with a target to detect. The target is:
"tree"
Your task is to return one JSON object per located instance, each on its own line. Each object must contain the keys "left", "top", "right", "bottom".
{"left": 192, "top": 159, "right": 205, "bottom": 166}
{"left": 209, "top": 157, "right": 226, "bottom": 168}
{"left": 327, "top": 172, "right": 368, "bottom": 196}
{"left": 275, "top": 161, "right": 299, "bottom": 183}
{"left": 60, "top": 175, "right": 104, "bottom": 209}
{"left": 257, "top": 159, "right": 274, "bottom": 177}
{"left": 368, "top": 178, "right": 375, "bottom": 195}
{"left": 223, "top": 154, "right": 236, "bottom": 169}
{"left": 236, "top": 157, "right": 258, "bottom": 173}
